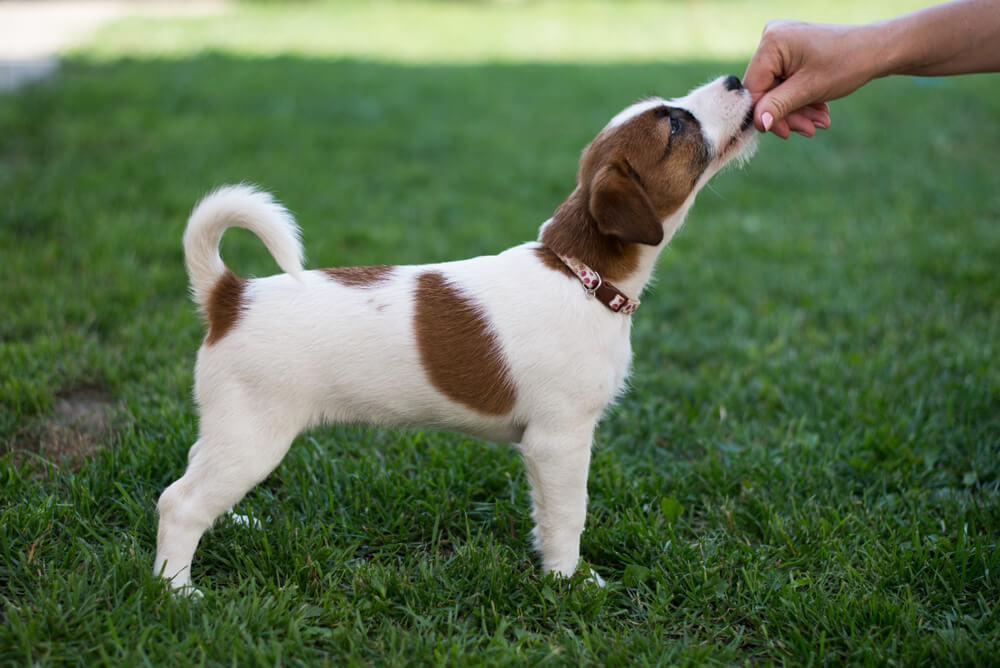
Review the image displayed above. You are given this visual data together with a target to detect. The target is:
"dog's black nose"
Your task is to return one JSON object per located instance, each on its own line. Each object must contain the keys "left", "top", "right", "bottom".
{"left": 723, "top": 75, "right": 743, "bottom": 91}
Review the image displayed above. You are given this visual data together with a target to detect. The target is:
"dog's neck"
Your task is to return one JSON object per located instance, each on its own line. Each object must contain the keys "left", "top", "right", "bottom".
{"left": 539, "top": 186, "right": 696, "bottom": 301}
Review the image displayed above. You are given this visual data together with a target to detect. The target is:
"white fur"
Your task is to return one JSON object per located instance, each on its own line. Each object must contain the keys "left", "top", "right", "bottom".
{"left": 668, "top": 81, "right": 757, "bottom": 170}
{"left": 183, "top": 185, "right": 304, "bottom": 306}
{"left": 604, "top": 98, "right": 665, "bottom": 130}
{"left": 154, "top": 76, "right": 755, "bottom": 592}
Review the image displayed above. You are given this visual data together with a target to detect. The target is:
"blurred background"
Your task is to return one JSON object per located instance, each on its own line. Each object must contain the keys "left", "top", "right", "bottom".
{"left": 0, "top": 0, "right": 931, "bottom": 73}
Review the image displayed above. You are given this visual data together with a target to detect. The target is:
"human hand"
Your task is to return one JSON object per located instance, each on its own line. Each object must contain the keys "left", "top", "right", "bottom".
{"left": 743, "top": 20, "right": 883, "bottom": 139}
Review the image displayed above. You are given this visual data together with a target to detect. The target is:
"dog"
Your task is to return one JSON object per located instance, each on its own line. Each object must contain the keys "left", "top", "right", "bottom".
{"left": 154, "top": 75, "right": 756, "bottom": 591}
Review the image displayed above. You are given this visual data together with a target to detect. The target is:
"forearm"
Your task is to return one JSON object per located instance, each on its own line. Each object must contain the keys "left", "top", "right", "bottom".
{"left": 874, "top": 0, "right": 1000, "bottom": 77}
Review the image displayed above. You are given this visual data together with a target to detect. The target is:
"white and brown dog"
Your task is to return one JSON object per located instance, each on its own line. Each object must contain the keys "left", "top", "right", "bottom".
{"left": 155, "top": 75, "right": 756, "bottom": 591}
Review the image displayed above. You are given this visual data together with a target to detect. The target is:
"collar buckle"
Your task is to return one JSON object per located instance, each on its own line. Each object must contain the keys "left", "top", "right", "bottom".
{"left": 584, "top": 273, "right": 602, "bottom": 298}
{"left": 552, "top": 251, "right": 639, "bottom": 315}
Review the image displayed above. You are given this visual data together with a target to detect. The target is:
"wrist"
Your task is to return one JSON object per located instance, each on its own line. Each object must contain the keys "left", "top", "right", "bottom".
{"left": 858, "top": 20, "right": 902, "bottom": 80}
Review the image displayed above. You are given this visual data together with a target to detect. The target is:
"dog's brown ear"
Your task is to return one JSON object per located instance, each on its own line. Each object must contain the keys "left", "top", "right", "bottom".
{"left": 588, "top": 161, "right": 664, "bottom": 246}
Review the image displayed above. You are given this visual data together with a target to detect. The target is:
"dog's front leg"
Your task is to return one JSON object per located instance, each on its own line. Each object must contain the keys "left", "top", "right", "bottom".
{"left": 519, "top": 420, "right": 598, "bottom": 579}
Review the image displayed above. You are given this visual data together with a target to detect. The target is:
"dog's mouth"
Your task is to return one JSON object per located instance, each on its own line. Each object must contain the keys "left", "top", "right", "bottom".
{"left": 715, "top": 107, "right": 757, "bottom": 167}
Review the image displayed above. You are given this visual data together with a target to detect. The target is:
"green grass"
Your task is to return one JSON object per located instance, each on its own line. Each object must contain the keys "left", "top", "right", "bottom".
{"left": 2, "top": 1, "right": 999, "bottom": 664}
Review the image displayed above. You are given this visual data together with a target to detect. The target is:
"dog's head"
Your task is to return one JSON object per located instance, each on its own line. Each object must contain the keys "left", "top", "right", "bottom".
{"left": 576, "top": 75, "right": 757, "bottom": 247}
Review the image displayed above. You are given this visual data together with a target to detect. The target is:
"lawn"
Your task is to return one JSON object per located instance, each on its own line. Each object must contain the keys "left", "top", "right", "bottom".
{"left": 2, "top": 0, "right": 999, "bottom": 664}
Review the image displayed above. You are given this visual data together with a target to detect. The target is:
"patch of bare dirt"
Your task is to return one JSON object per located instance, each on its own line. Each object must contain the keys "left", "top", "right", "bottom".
{"left": 4, "top": 386, "right": 121, "bottom": 469}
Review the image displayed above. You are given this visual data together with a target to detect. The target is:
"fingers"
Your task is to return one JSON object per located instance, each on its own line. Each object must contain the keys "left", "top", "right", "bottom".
{"left": 785, "top": 112, "right": 818, "bottom": 137}
{"left": 799, "top": 103, "right": 831, "bottom": 129}
{"left": 742, "top": 19, "right": 795, "bottom": 100}
{"left": 757, "top": 105, "right": 830, "bottom": 139}
{"left": 755, "top": 84, "right": 832, "bottom": 138}
{"left": 742, "top": 58, "right": 780, "bottom": 103}
{"left": 769, "top": 117, "right": 792, "bottom": 140}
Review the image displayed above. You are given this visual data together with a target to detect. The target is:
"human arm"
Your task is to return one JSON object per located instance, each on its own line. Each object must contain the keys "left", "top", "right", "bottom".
{"left": 743, "top": 0, "right": 1000, "bottom": 139}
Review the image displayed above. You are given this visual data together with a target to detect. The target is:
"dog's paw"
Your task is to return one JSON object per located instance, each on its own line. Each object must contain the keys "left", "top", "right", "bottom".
{"left": 175, "top": 584, "right": 204, "bottom": 598}
{"left": 546, "top": 562, "right": 607, "bottom": 587}
{"left": 226, "top": 511, "right": 262, "bottom": 530}
{"left": 156, "top": 573, "right": 203, "bottom": 598}
{"left": 584, "top": 568, "right": 606, "bottom": 588}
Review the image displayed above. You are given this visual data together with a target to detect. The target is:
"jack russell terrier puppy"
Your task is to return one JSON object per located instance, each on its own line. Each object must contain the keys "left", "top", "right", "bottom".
{"left": 155, "top": 74, "right": 756, "bottom": 591}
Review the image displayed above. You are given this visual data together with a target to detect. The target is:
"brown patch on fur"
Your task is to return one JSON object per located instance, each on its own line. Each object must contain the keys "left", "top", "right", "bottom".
{"left": 540, "top": 103, "right": 709, "bottom": 282}
{"left": 540, "top": 187, "right": 641, "bottom": 282}
{"left": 321, "top": 265, "right": 395, "bottom": 287}
{"left": 205, "top": 268, "right": 247, "bottom": 345}
{"left": 413, "top": 271, "right": 517, "bottom": 416}
{"left": 533, "top": 245, "right": 576, "bottom": 278}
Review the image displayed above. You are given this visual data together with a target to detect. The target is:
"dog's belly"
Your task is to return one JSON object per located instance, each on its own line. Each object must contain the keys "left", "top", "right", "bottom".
{"left": 311, "top": 367, "right": 526, "bottom": 444}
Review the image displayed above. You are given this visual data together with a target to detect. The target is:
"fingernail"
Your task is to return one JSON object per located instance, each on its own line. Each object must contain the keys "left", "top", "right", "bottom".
{"left": 761, "top": 112, "right": 774, "bottom": 132}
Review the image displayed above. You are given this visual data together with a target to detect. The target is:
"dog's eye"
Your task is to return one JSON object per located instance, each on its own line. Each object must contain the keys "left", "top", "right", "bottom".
{"left": 654, "top": 106, "right": 682, "bottom": 135}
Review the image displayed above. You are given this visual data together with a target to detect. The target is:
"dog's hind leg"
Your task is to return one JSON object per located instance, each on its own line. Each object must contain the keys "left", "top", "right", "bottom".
{"left": 519, "top": 418, "right": 599, "bottom": 580}
{"left": 154, "top": 411, "right": 298, "bottom": 593}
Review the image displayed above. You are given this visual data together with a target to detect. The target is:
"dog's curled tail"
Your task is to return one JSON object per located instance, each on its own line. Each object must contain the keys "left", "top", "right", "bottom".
{"left": 183, "top": 184, "right": 304, "bottom": 309}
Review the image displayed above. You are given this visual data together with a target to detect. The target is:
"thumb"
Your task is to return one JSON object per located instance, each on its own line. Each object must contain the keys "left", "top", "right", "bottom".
{"left": 754, "top": 79, "right": 817, "bottom": 133}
